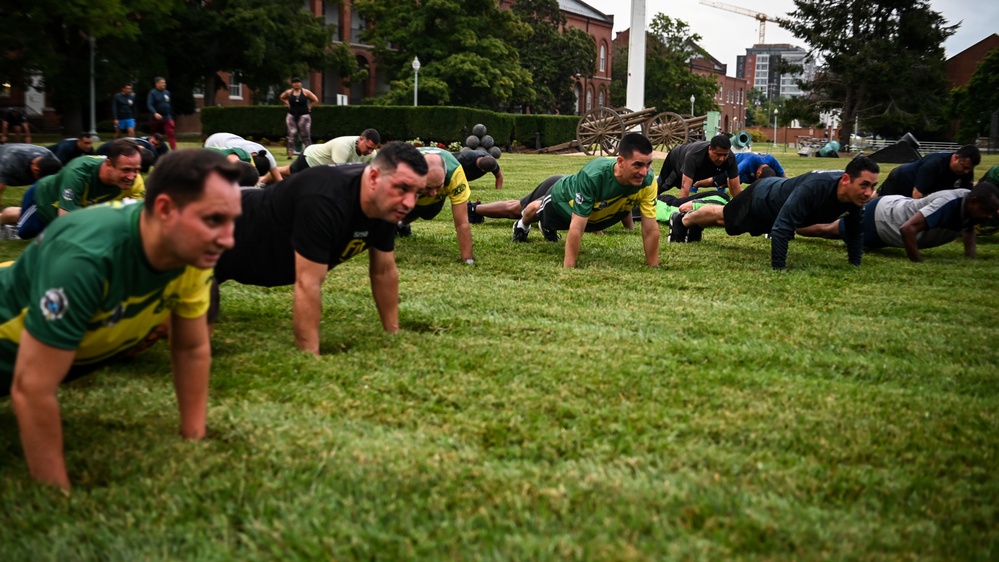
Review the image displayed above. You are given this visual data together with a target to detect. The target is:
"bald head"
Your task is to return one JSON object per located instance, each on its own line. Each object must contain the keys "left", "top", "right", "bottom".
{"left": 422, "top": 153, "right": 446, "bottom": 197}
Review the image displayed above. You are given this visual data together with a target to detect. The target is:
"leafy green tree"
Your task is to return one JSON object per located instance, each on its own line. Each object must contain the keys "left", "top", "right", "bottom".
{"left": 355, "top": 0, "right": 534, "bottom": 109}
{"left": 509, "top": 0, "right": 595, "bottom": 114}
{"left": 0, "top": 0, "right": 176, "bottom": 132}
{"left": 610, "top": 14, "right": 718, "bottom": 115}
{"left": 953, "top": 48, "right": 999, "bottom": 144}
{"left": 141, "top": 0, "right": 351, "bottom": 108}
{"left": 782, "top": 0, "right": 955, "bottom": 145}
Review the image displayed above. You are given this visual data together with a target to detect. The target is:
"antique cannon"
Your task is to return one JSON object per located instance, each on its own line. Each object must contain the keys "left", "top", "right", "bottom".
{"left": 536, "top": 107, "right": 707, "bottom": 156}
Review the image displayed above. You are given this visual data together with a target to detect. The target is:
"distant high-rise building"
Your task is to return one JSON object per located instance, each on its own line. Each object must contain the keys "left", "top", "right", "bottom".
{"left": 737, "top": 44, "right": 815, "bottom": 100}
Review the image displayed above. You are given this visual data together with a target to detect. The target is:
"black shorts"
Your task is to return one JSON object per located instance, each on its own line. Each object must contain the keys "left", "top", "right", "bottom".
{"left": 405, "top": 199, "right": 445, "bottom": 222}
{"left": 519, "top": 175, "right": 565, "bottom": 209}
{"left": 289, "top": 154, "right": 310, "bottom": 175}
{"left": 723, "top": 182, "right": 772, "bottom": 236}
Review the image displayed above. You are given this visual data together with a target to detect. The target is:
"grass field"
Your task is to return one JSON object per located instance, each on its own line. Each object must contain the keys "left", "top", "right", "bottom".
{"left": 1, "top": 146, "right": 998, "bottom": 560}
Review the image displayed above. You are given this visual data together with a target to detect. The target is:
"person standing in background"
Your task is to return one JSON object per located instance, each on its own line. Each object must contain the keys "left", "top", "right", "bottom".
{"left": 279, "top": 77, "right": 318, "bottom": 160}
{"left": 147, "top": 77, "right": 176, "bottom": 150}
{"left": 112, "top": 83, "right": 137, "bottom": 139}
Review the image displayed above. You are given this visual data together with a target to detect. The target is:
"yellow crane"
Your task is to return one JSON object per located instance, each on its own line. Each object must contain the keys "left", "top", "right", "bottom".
{"left": 698, "top": 0, "right": 783, "bottom": 44}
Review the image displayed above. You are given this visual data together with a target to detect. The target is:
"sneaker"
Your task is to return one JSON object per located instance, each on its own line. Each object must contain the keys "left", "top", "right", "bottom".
{"left": 539, "top": 223, "right": 560, "bottom": 242}
{"left": 396, "top": 222, "right": 412, "bottom": 238}
{"left": 467, "top": 200, "right": 484, "bottom": 224}
{"left": 668, "top": 212, "right": 688, "bottom": 243}
{"left": 512, "top": 221, "right": 531, "bottom": 242}
{"left": 686, "top": 224, "right": 703, "bottom": 243}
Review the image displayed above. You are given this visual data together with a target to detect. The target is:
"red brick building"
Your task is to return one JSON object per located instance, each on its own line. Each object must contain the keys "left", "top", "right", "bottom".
{"left": 945, "top": 33, "right": 999, "bottom": 88}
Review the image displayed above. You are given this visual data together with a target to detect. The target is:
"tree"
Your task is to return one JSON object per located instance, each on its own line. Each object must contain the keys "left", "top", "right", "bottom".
{"left": 355, "top": 0, "right": 535, "bottom": 109}
{"left": 509, "top": 0, "right": 595, "bottom": 115}
{"left": 782, "top": 0, "right": 956, "bottom": 146}
{"left": 610, "top": 14, "right": 718, "bottom": 116}
{"left": 141, "top": 0, "right": 352, "bottom": 108}
{"left": 953, "top": 48, "right": 999, "bottom": 144}
{"left": 0, "top": 0, "right": 174, "bottom": 132}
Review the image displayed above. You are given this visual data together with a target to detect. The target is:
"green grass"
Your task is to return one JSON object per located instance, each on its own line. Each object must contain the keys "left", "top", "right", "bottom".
{"left": 1, "top": 149, "right": 998, "bottom": 561}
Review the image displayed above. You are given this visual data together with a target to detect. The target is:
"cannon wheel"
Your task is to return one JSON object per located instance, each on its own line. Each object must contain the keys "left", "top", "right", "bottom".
{"left": 577, "top": 107, "right": 626, "bottom": 156}
{"left": 646, "top": 111, "right": 688, "bottom": 153}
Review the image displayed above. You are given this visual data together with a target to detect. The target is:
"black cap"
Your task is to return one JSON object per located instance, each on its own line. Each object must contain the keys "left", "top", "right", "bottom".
{"left": 291, "top": 77, "right": 302, "bottom": 83}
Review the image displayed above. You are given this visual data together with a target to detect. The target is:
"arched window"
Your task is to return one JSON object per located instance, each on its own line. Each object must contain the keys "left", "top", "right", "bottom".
{"left": 599, "top": 44, "right": 607, "bottom": 73}
{"left": 585, "top": 88, "right": 593, "bottom": 111}
{"left": 598, "top": 89, "right": 605, "bottom": 108}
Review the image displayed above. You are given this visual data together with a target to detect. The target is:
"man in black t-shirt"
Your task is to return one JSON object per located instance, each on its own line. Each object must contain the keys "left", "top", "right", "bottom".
{"left": 213, "top": 141, "right": 429, "bottom": 356}
{"left": 657, "top": 134, "right": 740, "bottom": 198}
{"left": 1, "top": 108, "right": 31, "bottom": 144}
{"left": 456, "top": 149, "right": 503, "bottom": 190}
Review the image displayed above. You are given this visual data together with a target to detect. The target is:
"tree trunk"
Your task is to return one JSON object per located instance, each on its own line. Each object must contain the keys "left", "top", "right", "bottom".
{"left": 203, "top": 72, "right": 218, "bottom": 107}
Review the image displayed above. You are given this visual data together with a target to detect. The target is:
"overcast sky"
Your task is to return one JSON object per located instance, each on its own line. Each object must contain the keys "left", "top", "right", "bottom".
{"left": 581, "top": 0, "right": 998, "bottom": 72}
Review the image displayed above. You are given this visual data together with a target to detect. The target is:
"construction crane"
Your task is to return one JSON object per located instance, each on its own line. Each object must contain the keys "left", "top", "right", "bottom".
{"left": 698, "top": 0, "right": 782, "bottom": 45}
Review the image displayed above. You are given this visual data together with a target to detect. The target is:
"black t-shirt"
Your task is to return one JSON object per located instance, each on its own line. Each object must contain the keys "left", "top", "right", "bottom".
{"left": 215, "top": 164, "right": 396, "bottom": 287}
{"left": 658, "top": 141, "right": 738, "bottom": 190}
{"left": 456, "top": 149, "right": 495, "bottom": 182}
{"left": 3, "top": 108, "right": 27, "bottom": 126}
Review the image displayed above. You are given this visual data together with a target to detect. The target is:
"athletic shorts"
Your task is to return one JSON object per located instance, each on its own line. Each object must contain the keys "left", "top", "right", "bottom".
{"left": 116, "top": 118, "right": 135, "bottom": 131}
{"left": 405, "top": 199, "right": 445, "bottom": 222}
{"left": 519, "top": 175, "right": 565, "bottom": 210}
{"left": 839, "top": 196, "right": 885, "bottom": 248}
{"left": 723, "top": 181, "right": 772, "bottom": 237}
{"left": 289, "top": 154, "right": 310, "bottom": 175}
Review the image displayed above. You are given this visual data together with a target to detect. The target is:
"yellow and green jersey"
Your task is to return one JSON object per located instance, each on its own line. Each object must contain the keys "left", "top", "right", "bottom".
{"left": 549, "top": 158, "right": 657, "bottom": 230}
{"left": 0, "top": 203, "right": 212, "bottom": 387}
{"left": 31, "top": 155, "right": 146, "bottom": 224}
{"left": 416, "top": 147, "right": 470, "bottom": 207}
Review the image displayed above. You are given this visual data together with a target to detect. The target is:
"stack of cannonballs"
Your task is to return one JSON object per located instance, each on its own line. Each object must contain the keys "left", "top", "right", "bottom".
{"left": 463, "top": 124, "right": 502, "bottom": 159}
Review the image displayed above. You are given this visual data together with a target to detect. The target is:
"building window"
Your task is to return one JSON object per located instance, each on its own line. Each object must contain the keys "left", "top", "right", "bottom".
{"left": 599, "top": 45, "right": 606, "bottom": 73}
{"left": 598, "top": 90, "right": 605, "bottom": 107}
{"left": 229, "top": 74, "right": 243, "bottom": 100}
{"left": 585, "top": 88, "right": 593, "bottom": 111}
{"left": 192, "top": 81, "right": 204, "bottom": 99}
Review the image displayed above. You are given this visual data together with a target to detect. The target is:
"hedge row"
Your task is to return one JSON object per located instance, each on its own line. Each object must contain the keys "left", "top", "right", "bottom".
{"left": 201, "top": 106, "right": 579, "bottom": 148}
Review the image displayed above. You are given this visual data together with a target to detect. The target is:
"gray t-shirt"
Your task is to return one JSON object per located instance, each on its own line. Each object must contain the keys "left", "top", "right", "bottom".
{"left": 204, "top": 133, "right": 278, "bottom": 172}
{"left": 873, "top": 189, "right": 969, "bottom": 248}
{"left": 0, "top": 144, "right": 54, "bottom": 186}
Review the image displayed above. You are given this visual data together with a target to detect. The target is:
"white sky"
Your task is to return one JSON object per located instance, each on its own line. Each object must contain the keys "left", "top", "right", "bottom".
{"left": 581, "top": 0, "right": 998, "bottom": 72}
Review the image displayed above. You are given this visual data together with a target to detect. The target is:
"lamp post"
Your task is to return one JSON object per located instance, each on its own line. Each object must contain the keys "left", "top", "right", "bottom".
{"left": 412, "top": 56, "right": 420, "bottom": 107}
{"left": 772, "top": 108, "right": 779, "bottom": 150}
{"left": 690, "top": 94, "right": 695, "bottom": 116}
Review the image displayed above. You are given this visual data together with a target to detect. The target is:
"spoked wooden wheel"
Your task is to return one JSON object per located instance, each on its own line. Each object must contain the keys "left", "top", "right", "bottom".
{"left": 646, "top": 111, "right": 688, "bottom": 153}
{"left": 576, "top": 107, "right": 625, "bottom": 156}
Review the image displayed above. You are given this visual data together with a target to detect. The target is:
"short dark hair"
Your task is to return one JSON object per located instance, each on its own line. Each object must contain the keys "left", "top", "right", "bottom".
{"left": 36, "top": 156, "right": 62, "bottom": 179}
{"left": 361, "top": 128, "right": 381, "bottom": 145}
{"left": 373, "top": 141, "right": 428, "bottom": 176}
{"left": 618, "top": 133, "right": 653, "bottom": 159}
{"left": 709, "top": 134, "right": 732, "bottom": 151}
{"left": 956, "top": 145, "right": 981, "bottom": 166}
{"left": 845, "top": 154, "right": 880, "bottom": 179}
{"left": 154, "top": 76, "right": 165, "bottom": 84}
{"left": 106, "top": 138, "right": 141, "bottom": 163}
{"left": 970, "top": 180, "right": 999, "bottom": 213}
{"left": 236, "top": 161, "right": 260, "bottom": 187}
{"left": 77, "top": 131, "right": 91, "bottom": 140}
{"left": 144, "top": 149, "right": 242, "bottom": 212}
{"left": 138, "top": 147, "right": 156, "bottom": 172}
{"left": 251, "top": 152, "right": 271, "bottom": 177}
{"left": 758, "top": 165, "right": 776, "bottom": 179}
{"left": 476, "top": 155, "right": 498, "bottom": 173}
{"left": 150, "top": 132, "right": 165, "bottom": 143}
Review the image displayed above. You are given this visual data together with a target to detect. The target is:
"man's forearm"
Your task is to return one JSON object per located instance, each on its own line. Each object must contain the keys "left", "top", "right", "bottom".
{"left": 563, "top": 218, "right": 587, "bottom": 268}
{"left": 293, "top": 281, "right": 323, "bottom": 355}
{"left": 170, "top": 320, "right": 211, "bottom": 440}
{"left": 641, "top": 217, "right": 660, "bottom": 267}
{"left": 963, "top": 230, "right": 977, "bottom": 258}
{"left": 900, "top": 227, "right": 923, "bottom": 262}
{"left": 12, "top": 388, "right": 69, "bottom": 489}
{"left": 370, "top": 267, "right": 400, "bottom": 334}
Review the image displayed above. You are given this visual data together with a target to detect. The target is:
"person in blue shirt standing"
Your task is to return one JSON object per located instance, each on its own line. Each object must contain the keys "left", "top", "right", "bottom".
{"left": 147, "top": 76, "right": 176, "bottom": 150}
{"left": 112, "top": 83, "right": 136, "bottom": 139}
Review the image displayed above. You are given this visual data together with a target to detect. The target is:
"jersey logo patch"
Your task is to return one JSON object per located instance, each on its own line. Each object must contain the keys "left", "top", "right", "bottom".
{"left": 103, "top": 302, "right": 126, "bottom": 327}
{"left": 575, "top": 192, "right": 584, "bottom": 205}
{"left": 63, "top": 189, "right": 74, "bottom": 201}
{"left": 40, "top": 288, "right": 69, "bottom": 321}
